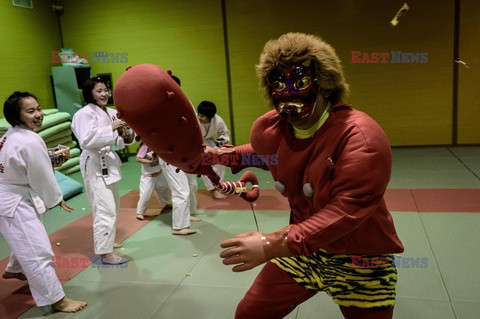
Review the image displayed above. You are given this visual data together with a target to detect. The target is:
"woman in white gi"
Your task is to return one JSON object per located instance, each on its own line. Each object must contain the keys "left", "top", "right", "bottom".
{"left": 71, "top": 77, "right": 134, "bottom": 264}
{"left": 135, "top": 142, "right": 171, "bottom": 220}
{"left": 0, "top": 92, "right": 87, "bottom": 312}
{"left": 197, "top": 100, "right": 230, "bottom": 199}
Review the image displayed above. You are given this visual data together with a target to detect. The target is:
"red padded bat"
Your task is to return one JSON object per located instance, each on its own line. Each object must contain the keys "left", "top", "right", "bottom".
{"left": 113, "top": 64, "right": 259, "bottom": 202}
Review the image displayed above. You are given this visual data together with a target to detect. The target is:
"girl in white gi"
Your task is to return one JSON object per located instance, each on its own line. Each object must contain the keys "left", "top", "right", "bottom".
{"left": 197, "top": 101, "right": 230, "bottom": 199}
{"left": 71, "top": 77, "right": 134, "bottom": 264}
{"left": 135, "top": 142, "right": 171, "bottom": 220}
{"left": 0, "top": 92, "right": 87, "bottom": 312}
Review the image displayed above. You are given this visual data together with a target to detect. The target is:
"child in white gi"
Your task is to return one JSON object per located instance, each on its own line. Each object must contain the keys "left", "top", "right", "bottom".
{"left": 197, "top": 101, "right": 230, "bottom": 199}
{"left": 71, "top": 77, "right": 134, "bottom": 264}
{"left": 0, "top": 92, "right": 87, "bottom": 312}
{"left": 162, "top": 74, "right": 200, "bottom": 235}
{"left": 159, "top": 160, "right": 200, "bottom": 235}
{"left": 135, "top": 142, "right": 171, "bottom": 220}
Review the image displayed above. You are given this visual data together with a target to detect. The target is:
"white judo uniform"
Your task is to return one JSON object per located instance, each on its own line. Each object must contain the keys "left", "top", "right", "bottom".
{"left": 71, "top": 103, "right": 133, "bottom": 255}
{"left": 199, "top": 114, "right": 230, "bottom": 190}
{"left": 136, "top": 144, "right": 171, "bottom": 215}
{"left": 159, "top": 159, "right": 198, "bottom": 230}
{"left": 0, "top": 126, "right": 65, "bottom": 306}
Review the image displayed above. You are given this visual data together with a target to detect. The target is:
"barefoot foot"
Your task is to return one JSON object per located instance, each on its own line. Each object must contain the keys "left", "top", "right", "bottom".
{"left": 172, "top": 228, "right": 197, "bottom": 235}
{"left": 101, "top": 253, "right": 129, "bottom": 265}
{"left": 2, "top": 271, "right": 27, "bottom": 281}
{"left": 190, "top": 216, "right": 201, "bottom": 222}
{"left": 211, "top": 190, "right": 227, "bottom": 200}
{"left": 52, "top": 296, "right": 87, "bottom": 313}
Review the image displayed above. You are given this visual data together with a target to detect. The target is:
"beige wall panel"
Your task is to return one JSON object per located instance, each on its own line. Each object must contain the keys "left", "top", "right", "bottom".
{"left": 458, "top": 0, "right": 480, "bottom": 144}
{"left": 226, "top": 0, "right": 454, "bottom": 146}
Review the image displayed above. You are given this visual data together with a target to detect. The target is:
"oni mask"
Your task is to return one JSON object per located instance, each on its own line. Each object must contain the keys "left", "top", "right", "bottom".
{"left": 267, "top": 61, "right": 319, "bottom": 122}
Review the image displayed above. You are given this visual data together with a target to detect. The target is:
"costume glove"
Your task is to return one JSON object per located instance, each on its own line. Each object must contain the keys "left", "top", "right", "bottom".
{"left": 220, "top": 225, "right": 293, "bottom": 272}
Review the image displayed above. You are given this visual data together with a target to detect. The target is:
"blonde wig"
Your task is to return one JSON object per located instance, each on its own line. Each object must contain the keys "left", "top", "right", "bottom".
{"left": 256, "top": 32, "right": 349, "bottom": 105}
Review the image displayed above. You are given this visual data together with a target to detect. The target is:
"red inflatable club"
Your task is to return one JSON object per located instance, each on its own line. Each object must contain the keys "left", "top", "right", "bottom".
{"left": 113, "top": 64, "right": 259, "bottom": 202}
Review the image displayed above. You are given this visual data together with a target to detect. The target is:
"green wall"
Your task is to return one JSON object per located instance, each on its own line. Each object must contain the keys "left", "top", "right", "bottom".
{"left": 0, "top": 2, "right": 61, "bottom": 111}
{"left": 60, "top": 0, "right": 230, "bottom": 139}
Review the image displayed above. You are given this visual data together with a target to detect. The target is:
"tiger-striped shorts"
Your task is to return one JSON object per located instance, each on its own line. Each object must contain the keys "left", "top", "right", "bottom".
{"left": 271, "top": 249, "right": 398, "bottom": 308}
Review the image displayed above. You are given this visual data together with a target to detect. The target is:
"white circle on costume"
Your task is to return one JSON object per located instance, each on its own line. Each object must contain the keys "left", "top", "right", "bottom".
{"left": 274, "top": 181, "right": 286, "bottom": 193}
{"left": 303, "top": 183, "right": 313, "bottom": 197}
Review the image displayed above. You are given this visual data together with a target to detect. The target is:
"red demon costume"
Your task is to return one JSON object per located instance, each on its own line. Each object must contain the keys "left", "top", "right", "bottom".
{"left": 217, "top": 33, "right": 404, "bottom": 319}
